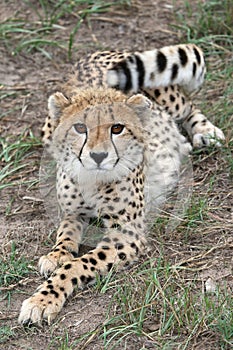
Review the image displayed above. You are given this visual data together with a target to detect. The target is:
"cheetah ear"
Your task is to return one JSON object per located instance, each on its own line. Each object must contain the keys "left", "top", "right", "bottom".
{"left": 126, "top": 94, "right": 153, "bottom": 110}
{"left": 48, "top": 92, "right": 70, "bottom": 120}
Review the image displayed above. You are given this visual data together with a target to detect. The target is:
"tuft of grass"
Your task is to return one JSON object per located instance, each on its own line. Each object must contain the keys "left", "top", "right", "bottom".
{"left": 0, "top": 242, "right": 32, "bottom": 288}
{"left": 48, "top": 332, "right": 73, "bottom": 350}
{"left": 183, "top": 197, "right": 208, "bottom": 228}
{"left": 0, "top": 242, "right": 35, "bottom": 307}
{"left": 0, "top": 129, "right": 41, "bottom": 190}
{"left": 100, "top": 259, "right": 233, "bottom": 349}
{"left": 191, "top": 0, "right": 232, "bottom": 37}
{"left": 1, "top": 0, "right": 131, "bottom": 59}
{"left": 65, "top": 256, "right": 233, "bottom": 349}
{"left": 0, "top": 326, "right": 15, "bottom": 344}
{"left": 173, "top": 0, "right": 233, "bottom": 53}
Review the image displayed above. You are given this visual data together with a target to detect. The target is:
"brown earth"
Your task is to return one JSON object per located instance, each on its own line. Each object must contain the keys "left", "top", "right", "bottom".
{"left": 0, "top": 0, "right": 232, "bottom": 349}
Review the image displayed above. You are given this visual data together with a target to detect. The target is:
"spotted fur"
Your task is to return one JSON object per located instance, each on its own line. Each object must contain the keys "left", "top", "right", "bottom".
{"left": 19, "top": 43, "right": 224, "bottom": 325}
{"left": 42, "top": 44, "right": 224, "bottom": 148}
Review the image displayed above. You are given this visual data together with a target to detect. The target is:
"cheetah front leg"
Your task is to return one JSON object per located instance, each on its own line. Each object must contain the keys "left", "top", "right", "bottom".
{"left": 39, "top": 214, "right": 85, "bottom": 277}
{"left": 18, "top": 231, "right": 146, "bottom": 325}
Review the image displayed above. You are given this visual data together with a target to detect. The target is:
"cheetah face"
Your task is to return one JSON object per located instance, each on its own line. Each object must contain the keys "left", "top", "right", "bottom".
{"left": 52, "top": 101, "right": 147, "bottom": 182}
{"left": 71, "top": 120, "right": 127, "bottom": 171}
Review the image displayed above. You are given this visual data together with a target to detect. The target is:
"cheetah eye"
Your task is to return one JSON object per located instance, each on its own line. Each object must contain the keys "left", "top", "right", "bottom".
{"left": 111, "top": 124, "right": 125, "bottom": 135}
{"left": 73, "top": 123, "right": 87, "bottom": 134}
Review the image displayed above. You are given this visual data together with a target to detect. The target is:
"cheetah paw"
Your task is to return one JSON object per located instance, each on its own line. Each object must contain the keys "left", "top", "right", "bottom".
{"left": 39, "top": 250, "right": 74, "bottom": 277}
{"left": 192, "top": 125, "right": 225, "bottom": 148}
{"left": 18, "top": 293, "right": 64, "bottom": 325}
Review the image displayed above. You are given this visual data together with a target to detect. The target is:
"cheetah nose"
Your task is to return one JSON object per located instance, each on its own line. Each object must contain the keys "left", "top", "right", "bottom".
{"left": 90, "top": 152, "right": 108, "bottom": 165}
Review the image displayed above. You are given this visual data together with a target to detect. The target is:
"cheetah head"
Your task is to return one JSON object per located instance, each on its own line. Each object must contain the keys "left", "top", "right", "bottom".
{"left": 47, "top": 88, "right": 152, "bottom": 183}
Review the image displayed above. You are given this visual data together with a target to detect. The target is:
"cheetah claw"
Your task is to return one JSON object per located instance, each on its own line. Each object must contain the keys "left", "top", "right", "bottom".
{"left": 18, "top": 293, "right": 63, "bottom": 325}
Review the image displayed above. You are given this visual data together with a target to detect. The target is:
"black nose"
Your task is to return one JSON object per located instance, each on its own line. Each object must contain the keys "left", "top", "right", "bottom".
{"left": 90, "top": 152, "right": 108, "bottom": 165}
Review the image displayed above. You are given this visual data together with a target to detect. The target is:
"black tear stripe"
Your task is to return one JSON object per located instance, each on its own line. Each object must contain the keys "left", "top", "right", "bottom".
{"left": 78, "top": 133, "right": 87, "bottom": 163}
{"left": 116, "top": 61, "right": 132, "bottom": 92}
{"left": 171, "top": 64, "right": 179, "bottom": 80}
{"left": 135, "top": 54, "right": 145, "bottom": 88}
{"left": 110, "top": 133, "right": 120, "bottom": 166}
{"left": 157, "top": 51, "right": 167, "bottom": 72}
{"left": 193, "top": 47, "right": 201, "bottom": 65}
{"left": 178, "top": 47, "right": 188, "bottom": 66}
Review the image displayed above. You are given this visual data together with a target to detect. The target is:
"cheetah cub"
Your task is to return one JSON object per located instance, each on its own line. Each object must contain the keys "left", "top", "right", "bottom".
{"left": 19, "top": 43, "right": 224, "bottom": 325}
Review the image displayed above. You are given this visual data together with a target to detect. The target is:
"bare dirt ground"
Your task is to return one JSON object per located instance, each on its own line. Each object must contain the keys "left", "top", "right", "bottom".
{"left": 0, "top": 0, "right": 232, "bottom": 349}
